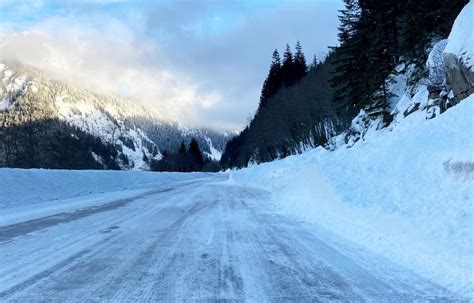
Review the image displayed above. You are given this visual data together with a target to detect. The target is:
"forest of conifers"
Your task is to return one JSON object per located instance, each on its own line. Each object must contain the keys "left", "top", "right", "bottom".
{"left": 220, "top": 0, "right": 467, "bottom": 169}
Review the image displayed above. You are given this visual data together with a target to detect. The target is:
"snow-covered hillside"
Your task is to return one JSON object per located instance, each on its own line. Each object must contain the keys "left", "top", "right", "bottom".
{"left": 230, "top": 3, "right": 474, "bottom": 297}
{"left": 0, "top": 62, "right": 230, "bottom": 169}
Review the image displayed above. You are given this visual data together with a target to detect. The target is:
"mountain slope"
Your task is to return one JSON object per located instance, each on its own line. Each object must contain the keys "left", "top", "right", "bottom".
{"left": 222, "top": 1, "right": 469, "bottom": 170}
{"left": 0, "top": 62, "right": 231, "bottom": 170}
{"left": 220, "top": 56, "right": 345, "bottom": 169}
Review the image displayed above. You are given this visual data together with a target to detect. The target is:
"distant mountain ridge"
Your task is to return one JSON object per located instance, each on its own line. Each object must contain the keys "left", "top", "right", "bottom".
{"left": 0, "top": 61, "right": 232, "bottom": 170}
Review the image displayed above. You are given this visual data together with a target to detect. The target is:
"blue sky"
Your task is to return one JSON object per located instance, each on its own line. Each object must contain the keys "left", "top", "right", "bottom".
{"left": 1, "top": 1, "right": 297, "bottom": 39}
{"left": 0, "top": 0, "right": 343, "bottom": 129}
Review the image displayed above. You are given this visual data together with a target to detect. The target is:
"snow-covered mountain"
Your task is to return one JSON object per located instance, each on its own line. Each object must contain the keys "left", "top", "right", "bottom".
{"left": 0, "top": 62, "right": 231, "bottom": 170}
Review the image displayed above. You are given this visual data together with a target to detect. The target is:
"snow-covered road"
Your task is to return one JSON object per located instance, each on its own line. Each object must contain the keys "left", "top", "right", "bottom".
{"left": 0, "top": 175, "right": 461, "bottom": 301}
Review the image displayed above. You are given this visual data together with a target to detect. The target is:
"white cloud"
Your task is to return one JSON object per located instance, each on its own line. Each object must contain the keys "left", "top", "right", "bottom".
{"left": 0, "top": 16, "right": 225, "bottom": 127}
{"left": 0, "top": 0, "right": 342, "bottom": 129}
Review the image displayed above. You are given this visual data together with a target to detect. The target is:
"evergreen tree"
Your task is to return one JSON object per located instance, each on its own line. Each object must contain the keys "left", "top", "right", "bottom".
{"left": 331, "top": 0, "right": 399, "bottom": 113}
{"left": 151, "top": 140, "right": 211, "bottom": 172}
{"left": 221, "top": 0, "right": 468, "bottom": 170}
{"left": 294, "top": 41, "right": 308, "bottom": 80}
{"left": 361, "top": 0, "right": 399, "bottom": 113}
{"left": 331, "top": 0, "right": 467, "bottom": 118}
{"left": 259, "top": 50, "right": 282, "bottom": 109}
{"left": 177, "top": 141, "right": 187, "bottom": 172}
{"left": 258, "top": 42, "right": 308, "bottom": 111}
{"left": 188, "top": 138, "right": 204, "bottom": 171}
{"left": 179, "top": 141, "right": 186, "bottom": 154}
{"left": 310, "top": 55, "right": 318, "bottom": 71}
{"left": 400, "top": 0, "right": 467, "bottom": 64}
{"left": 282, "top": 44, "right": 295, "bottom": 87}
{"left": 330, "top": 0, "right": 370, "bottom": 114}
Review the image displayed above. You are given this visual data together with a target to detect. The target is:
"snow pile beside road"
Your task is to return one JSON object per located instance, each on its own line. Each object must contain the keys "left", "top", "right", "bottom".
{"left": 0, "top": 169, "right": 210, "bottom": 210}
{"left": 230, "top": 95, "right": 474, "bottom": 296}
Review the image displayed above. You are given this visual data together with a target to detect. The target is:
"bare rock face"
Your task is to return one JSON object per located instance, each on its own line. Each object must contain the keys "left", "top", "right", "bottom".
{"left": 443, "top": 52, "right": 474, "bottom": 102}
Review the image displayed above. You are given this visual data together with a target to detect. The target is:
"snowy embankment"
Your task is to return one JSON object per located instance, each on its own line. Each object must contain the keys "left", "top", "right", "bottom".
{"left": 232, "top": 4, "right": 473, "bottom": 295}
{"left": 0, "top": 169, "right": 212, "bottom": 225}
{"left": 230, "top": 95, "right": 474, "bottom": 296}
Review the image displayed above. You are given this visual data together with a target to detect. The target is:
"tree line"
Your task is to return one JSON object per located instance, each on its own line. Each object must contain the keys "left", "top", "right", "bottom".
{"left": 259, "top": 42, "right": 310, "bottom": 110}
{"left": 220, "top": 43, "right": 343, "bottom": 169}
{"left": 221, "top": 0, "right": 467, "bottom": 169}
{"left": 0, "top": 108, "right": 121, "bottom": 170}
{"left": 150, "top": 138, "right": 219, "bottom": 172}
{"left": 331, "top": 0, "right": 467, "bottom": 120}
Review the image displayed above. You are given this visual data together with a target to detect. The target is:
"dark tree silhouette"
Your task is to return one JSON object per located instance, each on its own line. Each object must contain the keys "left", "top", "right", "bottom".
{"left": 259, "top": 50, "right": 283, "bottom": 109}
{"left": 188, "top": 138, "right": 204, "bottom": 171}
{"left": 150, "top": 138, "right": 219, "bottom": 172}
{"left": 282, "top": 44, "right": 295, "bottom": 87}
{"left": 294, "top": 41, "right": 308, "bottom": 80}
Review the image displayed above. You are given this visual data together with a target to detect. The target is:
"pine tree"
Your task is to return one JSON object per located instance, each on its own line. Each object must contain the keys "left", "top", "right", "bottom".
{"left": 188, "top": 138, "right": 204, "bottom": 171}
{"left": 259, "top": 50, "right": 282, "bottom": 109}
{"left": 177, "top": 141, "right": 187, "bottom": 172}
{"left": 294, "top": 41, "right": 308, "bottom": 80}
{"left": 310, "top": 55, "right": 318, "bottom": 71}
{"left": 282, "top": 44, "right": 295, "bottom": 87}
{"left": 400, "top": 0, "right": 467, "bottom": 64}
{"left": 330, "top": 0, "right": 370, "bottom": 114}
{"left": 179, "top": 141, "right": 186, "bottom": 154}
{"left": 331, "top": 0, "right": 400, "bottom": 114}
{"left": 361, "top": 0, "right": 398, "bottom": 112}
{"left": 220, "top": 0, "right": 468, "bottom": 170}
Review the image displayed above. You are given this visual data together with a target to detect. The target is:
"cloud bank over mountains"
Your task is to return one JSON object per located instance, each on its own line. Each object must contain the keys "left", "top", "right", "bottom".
{"left": 0, "top": 0, "right": 342, "bottom": 129}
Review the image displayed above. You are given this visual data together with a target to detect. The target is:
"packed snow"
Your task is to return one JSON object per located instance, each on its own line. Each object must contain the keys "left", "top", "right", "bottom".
{"left": 444, "top": 1, "right": 474, "bottom": 71}
{"left": 0, "top": 173, "right": 462, "bottom": 301}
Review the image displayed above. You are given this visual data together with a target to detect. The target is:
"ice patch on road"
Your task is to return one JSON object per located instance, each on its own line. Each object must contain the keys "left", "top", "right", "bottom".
{"left": 0, "top": 169, "right": 215, "bottom": 225}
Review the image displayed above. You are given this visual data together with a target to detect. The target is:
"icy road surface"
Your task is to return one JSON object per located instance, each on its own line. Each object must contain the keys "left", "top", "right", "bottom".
{"left": 0, "top": 175, "right": 460, "bottom": 302}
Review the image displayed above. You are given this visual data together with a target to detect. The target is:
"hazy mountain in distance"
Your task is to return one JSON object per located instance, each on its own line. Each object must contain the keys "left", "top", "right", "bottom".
{"left": 0, "top": 61, "right": 233, "bottom": 170}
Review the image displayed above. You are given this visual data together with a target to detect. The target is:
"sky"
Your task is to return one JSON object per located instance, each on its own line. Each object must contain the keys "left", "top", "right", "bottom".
{"left": 0, "top": 0, "right": 343, "bottom": 130}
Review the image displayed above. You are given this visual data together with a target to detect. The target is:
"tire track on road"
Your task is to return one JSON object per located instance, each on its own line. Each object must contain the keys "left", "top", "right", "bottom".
{"left": 0, "top": 179, "right": 208, "bottom": 243}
